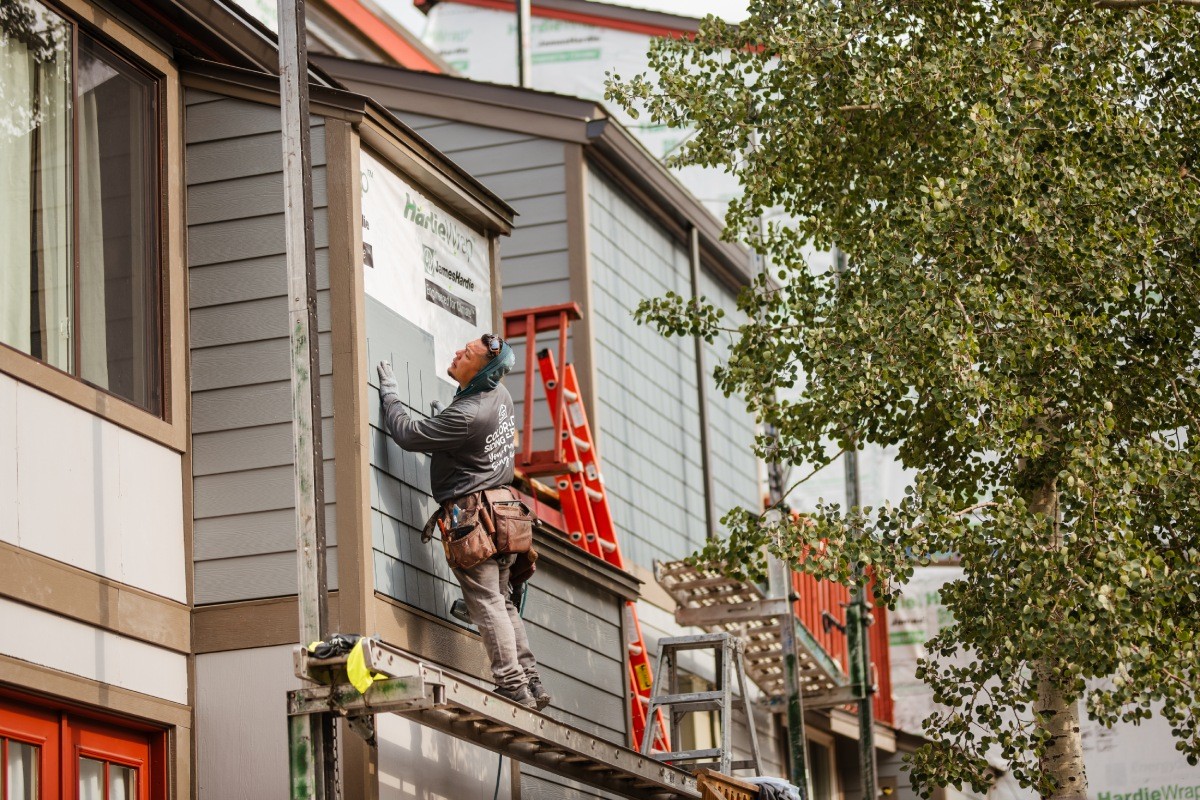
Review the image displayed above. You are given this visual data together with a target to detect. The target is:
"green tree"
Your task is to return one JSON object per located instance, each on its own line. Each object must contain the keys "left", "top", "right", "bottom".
{"left": 607, "top": 2, "right": 1199, "bottom": 798}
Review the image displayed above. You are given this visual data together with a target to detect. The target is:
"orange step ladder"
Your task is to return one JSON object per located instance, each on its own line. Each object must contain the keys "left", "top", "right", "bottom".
{"left": 505, "top": 304, "right": 671, "bottom": 754}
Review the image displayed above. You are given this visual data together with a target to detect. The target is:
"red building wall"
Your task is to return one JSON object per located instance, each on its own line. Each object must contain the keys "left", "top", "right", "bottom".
{"left": 792, "top": 571, "right": 894, "bottom": 725}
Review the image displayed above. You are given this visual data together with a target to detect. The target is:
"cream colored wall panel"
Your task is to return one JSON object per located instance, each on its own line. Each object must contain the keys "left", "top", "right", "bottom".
{"left": 117, "top": 430, "right": 187, "bottom": 602}
{"left": 11, "top": 383, "right": 186, "bottom": 600}
{"left": 15, "top": 382, "right": 121, "bottom": 575}
{"left": 377, "top": 714, "right": 513, "bottom": 800}
{"left": 196, "top": 646, "right": 299, "bottom": 800}
{"left": 0, "top": 374, "right": 17, "bottom": 545}
{"left": 0, "top": 598, "right": 187, "bottom": 704}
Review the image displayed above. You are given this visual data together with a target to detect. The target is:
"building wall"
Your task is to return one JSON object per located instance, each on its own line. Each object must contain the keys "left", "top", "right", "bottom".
{"left": 697, "top": 269, "right": 763, "bottom": 520}
{"left": 194, "top": 645, "right": 299, "bottom": 800}
{"left": 0, "top": 597, "right": 187, "bottom": 705}
{"left": 185, "top": 88, "right": 339, "bottom": 604}
{"left": 0, "top": 373, "right": 186, "bottom": 603}
{"left": 0, "top": 374, "right": 188, "bottom": 710}
{"left": 586, "top": 167, "right": 707, "bottom": 570}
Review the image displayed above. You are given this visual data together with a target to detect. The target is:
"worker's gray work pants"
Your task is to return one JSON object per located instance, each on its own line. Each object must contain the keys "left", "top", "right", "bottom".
{"left": 452, "top": 553, "right": 540, "bottom": 690}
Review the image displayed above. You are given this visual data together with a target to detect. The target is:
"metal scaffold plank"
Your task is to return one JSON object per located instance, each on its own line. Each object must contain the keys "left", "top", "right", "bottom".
{"left": 289, "top": 642, "right": 700, "bottom": 800}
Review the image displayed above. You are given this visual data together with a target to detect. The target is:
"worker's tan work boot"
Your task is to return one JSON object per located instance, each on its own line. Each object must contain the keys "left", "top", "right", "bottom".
{"left": 527, "top": 677, "right": 552, "bottom": 711}
{"left": 494, "top": 683, "right": 537, "bottom": 708}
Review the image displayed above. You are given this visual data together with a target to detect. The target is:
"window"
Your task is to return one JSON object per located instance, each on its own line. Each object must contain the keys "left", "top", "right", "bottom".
{"left": 0, "top": 0, "right": 162, "bottom": 414}
{"left": 0, "top": 693, "right": 163, "bottom": 800}
{"left": 807, "top": 740, "right": 834, "bottom": 800}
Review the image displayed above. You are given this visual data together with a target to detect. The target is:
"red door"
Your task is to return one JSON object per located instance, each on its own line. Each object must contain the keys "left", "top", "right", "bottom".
{"left": 0, "top": 699, "right": 61, "bottom": 799}
{"left": 0, "top": 694, "right": 163, "bottom": 800}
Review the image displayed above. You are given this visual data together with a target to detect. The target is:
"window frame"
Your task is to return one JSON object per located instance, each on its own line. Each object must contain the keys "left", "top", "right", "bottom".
{"left": 0, "top": 0, "right": 186, "bottom": 452}
{"left": 0, "top": 690, "right": 166, "bottom": 800}
{"left": 0, "top": 700, "right": 61, "bottom": 799}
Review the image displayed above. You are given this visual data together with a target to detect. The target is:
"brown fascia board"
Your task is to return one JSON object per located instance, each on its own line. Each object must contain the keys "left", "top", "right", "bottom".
{"left": 119, "top": 0, "right": 277, "bottom": 72}
{"left": 587, "top": 118, "right": 753, "bottom": 290}
{"left": 158, "top": 0, "right": 348, "bottom": 87}
{"left": 313, "top": 54, "right": 603, "bottom": 144}
{"left": 178, "top": 57, "right": 515, "bottom": 233}
{"left": 312, "top": 55, "right": 755, "bottom": 288}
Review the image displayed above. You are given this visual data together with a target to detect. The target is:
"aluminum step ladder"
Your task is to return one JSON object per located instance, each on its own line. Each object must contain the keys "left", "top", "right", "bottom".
{"left": 641, "top": 632, "right": 762, "bottom": 776}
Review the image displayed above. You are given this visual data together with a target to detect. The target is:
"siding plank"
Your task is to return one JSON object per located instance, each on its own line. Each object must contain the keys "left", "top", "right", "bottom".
{"left": 194, "top": 461, "right": 336, "bottom": 519}
{"left": 189, "top": 292, "right": 332, "bottom": 349}
{"left": 191, "top": 376, "right": 334, "bottom": 434}
{"left": 188, "top": 208, "right": 329, "bottom": 267}
{"left": 187, "top": 166, "right": 329, "bottom": 225}
{"left": 194, "top": 548, "right": 339, "bottom": 604}
{"left": 190, "top": 333, "right": 333, "bottom": 392}
{"left": 191, "top": 418, "right": 335, "bottom": 477}
{"left": 188, "top": 250, "right": 330, "bottom": 309}
{"left": 186, "top": 129, "right": 328, "bottom": 185}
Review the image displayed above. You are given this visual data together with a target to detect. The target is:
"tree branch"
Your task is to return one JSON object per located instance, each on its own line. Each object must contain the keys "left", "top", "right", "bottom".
{"left": 954, "top": 501, "right": 999, "bottom": 517}
{"left": 775, "top": 449, "right": 846, "bottom": 504}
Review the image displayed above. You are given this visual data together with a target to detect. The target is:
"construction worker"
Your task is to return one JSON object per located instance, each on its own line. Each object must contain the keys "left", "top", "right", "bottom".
{"left": 376, "top": 334, "right": 551, "bottom": 710}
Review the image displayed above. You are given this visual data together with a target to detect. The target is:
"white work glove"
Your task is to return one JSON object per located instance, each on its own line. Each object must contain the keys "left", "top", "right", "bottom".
{"left": 377, "top": 361, "right": 399, "bottom": 403}
{"left": 429, "top": 400, "right": 444, "bottom": 417}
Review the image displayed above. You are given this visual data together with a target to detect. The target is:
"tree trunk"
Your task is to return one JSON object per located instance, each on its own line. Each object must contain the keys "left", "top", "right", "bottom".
{"left": 1034, "top": 668, "right": 1089, "bottom": 800}
{"left": 1030, "top": 478, "right": 1089, "bottom": 800}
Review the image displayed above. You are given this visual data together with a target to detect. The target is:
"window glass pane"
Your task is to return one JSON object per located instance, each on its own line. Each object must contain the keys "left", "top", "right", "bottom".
{"left": 5, "top": 739, "right": 40, "bottom": 800}
{"left": 0, "top": 0, "right": 74, "bottom": 373}
{"left": 78, "top": 757, "right": 103, "bottom": 800}
{"left": 808, "top": 741, "right": 832, "bottom": 800}
{"left": 108, "top": 764, "right": 135, "bottom": 800}
{"left": 76, "top": 33, "right": 160, "bottom": 414}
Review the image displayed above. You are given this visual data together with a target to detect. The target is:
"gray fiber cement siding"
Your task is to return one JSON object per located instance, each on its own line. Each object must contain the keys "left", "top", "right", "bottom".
{"left": 587, "top": 168, "right": 763, "bottom": 573}
{"left": 185, "top": 88, "right": 338, "bottom": 605}
{"left": 587, "top": 168, "right": 708, "bottom": 570}
{"left": 698, "top": 268, "right": 762, "bottom": 527}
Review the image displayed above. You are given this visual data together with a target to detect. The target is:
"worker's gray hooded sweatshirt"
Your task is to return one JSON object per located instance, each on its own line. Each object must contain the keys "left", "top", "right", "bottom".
{"left": 380, "top": 348, "right": 517, "bottom": 504}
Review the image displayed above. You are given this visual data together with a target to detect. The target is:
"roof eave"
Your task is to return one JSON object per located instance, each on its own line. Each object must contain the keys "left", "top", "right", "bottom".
{"left": 179, "top": 57, "right": 515, "bottom": 234}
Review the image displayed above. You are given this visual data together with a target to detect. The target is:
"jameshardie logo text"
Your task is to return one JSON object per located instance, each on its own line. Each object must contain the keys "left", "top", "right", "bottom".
{"left": 422, "top": 244, "right": 476, "bottom": 294}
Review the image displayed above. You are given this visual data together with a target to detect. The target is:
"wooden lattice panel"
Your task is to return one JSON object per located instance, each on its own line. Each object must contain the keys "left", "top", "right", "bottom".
{"left": 655, "top": 560, "right": 846, "bottom": 702}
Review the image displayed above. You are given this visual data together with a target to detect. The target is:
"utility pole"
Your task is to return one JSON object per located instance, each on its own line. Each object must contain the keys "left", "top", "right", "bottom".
{"left": 753, "top": 162, "right": 812, "bottom": 798}
{"left": 767, "top": 554, "right": 814, "bottom": 800}
{"left": 277, "top": 1, "right": 335, "bottom": 798}
{"left": 516, "top": 0, "right": 532, "bottom": 87}
{"left": 834, "top": 246, "right": 877, "bottom": 800}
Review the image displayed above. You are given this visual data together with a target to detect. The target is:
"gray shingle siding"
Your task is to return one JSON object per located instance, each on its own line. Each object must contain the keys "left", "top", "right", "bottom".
{"left": 698, "top": 269, "right": 762, "bottom": 526}
{"left": 186, "top": 89, "right": 338, "bottom": 605}
{"left": 587, "top": 168, "right": 708, "bottom": 570}
{"left": 588, "top": 167, "right": 762, "bottom": 571}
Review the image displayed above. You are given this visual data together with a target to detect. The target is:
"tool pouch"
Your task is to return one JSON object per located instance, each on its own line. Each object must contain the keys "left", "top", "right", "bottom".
{"left": 483, "top": 487, "right": 535, "bottom": 555}
{"left": 442, "top": 507, "right": 496, "bottom": 570}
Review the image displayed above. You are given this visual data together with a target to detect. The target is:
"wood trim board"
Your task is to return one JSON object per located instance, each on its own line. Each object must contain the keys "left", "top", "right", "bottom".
{"left": 0, "top": 542, "right": 190, "bottom": 655}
